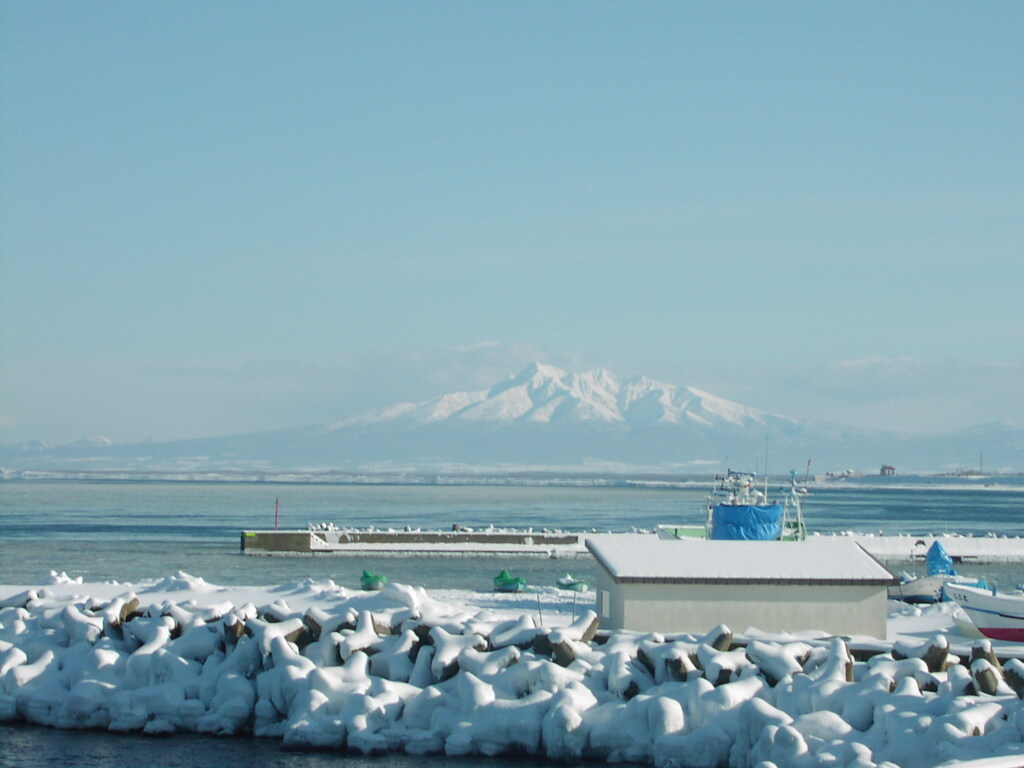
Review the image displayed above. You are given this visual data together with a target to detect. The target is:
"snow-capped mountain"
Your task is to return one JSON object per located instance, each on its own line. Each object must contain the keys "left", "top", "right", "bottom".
{"left": 332, "top": 362, "right": 787, "bottom": 431}
{"left": 1, "top": 363, "right": 1020, "bottom": 474}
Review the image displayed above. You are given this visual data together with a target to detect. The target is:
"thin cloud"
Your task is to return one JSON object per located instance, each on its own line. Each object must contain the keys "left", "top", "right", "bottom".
{"left": 710, "top": 357, "right": 1024, "bottom": 434}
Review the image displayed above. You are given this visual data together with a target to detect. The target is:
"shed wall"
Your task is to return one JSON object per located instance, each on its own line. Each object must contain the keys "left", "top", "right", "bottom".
{"left": 593, "top": 570, "right": 888, "bottom": 638}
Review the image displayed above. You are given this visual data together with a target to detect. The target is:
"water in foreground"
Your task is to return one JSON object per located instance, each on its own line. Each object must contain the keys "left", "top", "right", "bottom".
{"left": 0, "top": 724, "right": 607, "bottom": 768}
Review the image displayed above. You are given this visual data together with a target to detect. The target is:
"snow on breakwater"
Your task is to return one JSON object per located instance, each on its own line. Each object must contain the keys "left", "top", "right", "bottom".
{"left": 243, "top": 524, "right": 593, "bottom": 558}
{"left": 833, "top": 533, "right": 1024, "bottom": 565}
{"left": 5, "top": 573, "right": 1024, "bottom": 766}
{"left": 244, "top": 526, "right": 1024, "bottom": 564}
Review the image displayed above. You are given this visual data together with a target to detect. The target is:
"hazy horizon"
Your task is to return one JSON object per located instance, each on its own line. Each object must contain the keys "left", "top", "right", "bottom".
{"left": 2, "top": 4, "right": 1021, "bottom": 445}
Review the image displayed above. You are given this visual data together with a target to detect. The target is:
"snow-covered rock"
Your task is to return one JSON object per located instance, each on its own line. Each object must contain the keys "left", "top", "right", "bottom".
{"left": 1, "top": 574, "right": 1024, "bottom": 767}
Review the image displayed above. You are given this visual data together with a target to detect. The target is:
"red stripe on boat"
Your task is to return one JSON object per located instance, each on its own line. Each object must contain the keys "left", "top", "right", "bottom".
{"left": 980, "top": 627, "right": 1024, "bottom": 641}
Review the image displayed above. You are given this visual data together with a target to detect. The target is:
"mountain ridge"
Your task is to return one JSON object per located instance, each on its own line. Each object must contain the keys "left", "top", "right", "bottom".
{"left": 1, "top": 363, "right": 1020, "bottom": 474}
{"left": 330, "top": 363, "right": 790, "bottom": 432}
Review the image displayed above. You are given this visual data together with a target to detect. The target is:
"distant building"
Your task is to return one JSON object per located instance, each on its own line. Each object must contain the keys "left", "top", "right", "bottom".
{"left": 586, "top": 535, "right": 897, "bottom": 638}
{"left": 881, "top": 465, "right": 896, "bottom": 476}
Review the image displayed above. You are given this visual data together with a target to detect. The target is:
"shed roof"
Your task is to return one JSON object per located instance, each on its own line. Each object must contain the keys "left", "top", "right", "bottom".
{"left": 586, "top": 534, "right": 897, "bottom": 586}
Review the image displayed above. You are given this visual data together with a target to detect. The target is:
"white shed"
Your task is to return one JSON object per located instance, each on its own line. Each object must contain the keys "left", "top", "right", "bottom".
{"left": 586, "top": 535, "right": 897, "bottom": 638}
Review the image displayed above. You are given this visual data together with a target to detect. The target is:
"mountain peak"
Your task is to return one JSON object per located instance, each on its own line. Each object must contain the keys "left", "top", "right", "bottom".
{"left": 345, "top": 363, "right": 774, "bottom": 430}
{"left": 490, "top": 362, "right": 567, "bottom": 395}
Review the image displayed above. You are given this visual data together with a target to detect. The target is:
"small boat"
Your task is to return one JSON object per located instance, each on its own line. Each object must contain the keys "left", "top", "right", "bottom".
{"left": 493, "top": 569, "right": 527, "bottom": 593}
{"left": 556, "top": 574, "right": 590, "bottom": 592}
{"left": 889, "top": 574, "right": 990, "bottom": 604}
{"left": 945, "top": 582, "right": 1024, "bottom": 641}
{"left": 888, "top": 541, "right": 988, "bottom": 604}
{"left": 951, "top": 606, "right": 986, "bottom": 638}
{"left": 359, "top": 570, "right": 388, "bottom": 591}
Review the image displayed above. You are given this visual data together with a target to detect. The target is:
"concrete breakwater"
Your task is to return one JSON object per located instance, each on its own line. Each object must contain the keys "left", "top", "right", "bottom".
{"left": 240, "top": 527, "right": 1024, "bottom": 564}
{"left": 241, "top": 526, "right": 590, "bottom": 557}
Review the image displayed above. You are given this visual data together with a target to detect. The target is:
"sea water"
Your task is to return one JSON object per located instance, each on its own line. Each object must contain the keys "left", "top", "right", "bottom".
{"left": 0, "top": 722, "right": 604, "bottom": 768}
{"left": 1, "top": 476, "right": 1023, "bottom": 767}
{"left": 2, "top": 477, "right": 1023, "bottom": 586}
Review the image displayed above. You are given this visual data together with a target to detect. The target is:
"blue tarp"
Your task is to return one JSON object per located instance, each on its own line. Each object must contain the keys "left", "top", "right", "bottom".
{"left": 710, "top": 503, "right": 783, "bottom": 540}
{"left": 926, "top": 540, "right": 957, "bottom": 576}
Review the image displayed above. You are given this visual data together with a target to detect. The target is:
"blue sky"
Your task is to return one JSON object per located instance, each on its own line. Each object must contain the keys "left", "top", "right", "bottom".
{"left": 1, "top": 2, "right": 1021, "bottom": 444}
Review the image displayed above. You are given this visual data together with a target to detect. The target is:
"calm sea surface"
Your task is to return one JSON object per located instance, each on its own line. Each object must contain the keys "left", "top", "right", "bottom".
{"left": 1, "top": 476, "right": 1023, "bottom": 766}
{"left": 0, "top": 723, "right": 601, "bottom": 768}
{"left": 2, "top": 477, "right": 1023, "bottom": 586}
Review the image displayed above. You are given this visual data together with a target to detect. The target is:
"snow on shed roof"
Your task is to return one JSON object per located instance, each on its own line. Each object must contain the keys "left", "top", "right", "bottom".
{"left": 586, "top": 534, "right": 897, "bottom": 585}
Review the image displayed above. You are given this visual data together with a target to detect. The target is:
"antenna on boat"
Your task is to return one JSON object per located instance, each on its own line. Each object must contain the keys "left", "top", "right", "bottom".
{"left": 764, "top": 436, "right": 770, "bottom": 496}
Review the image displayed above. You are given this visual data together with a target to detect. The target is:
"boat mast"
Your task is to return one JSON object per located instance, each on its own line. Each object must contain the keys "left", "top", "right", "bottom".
{"left": 764, "top": 438, "right": 769, "bottom": 496}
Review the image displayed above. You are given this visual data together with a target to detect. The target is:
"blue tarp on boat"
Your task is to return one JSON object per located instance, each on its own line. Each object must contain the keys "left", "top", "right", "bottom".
{"left": 926, "top": 540, "right": 957, "bottom": 576}
{"left": 710, "top": 503, "right": 783, "bottom": 540}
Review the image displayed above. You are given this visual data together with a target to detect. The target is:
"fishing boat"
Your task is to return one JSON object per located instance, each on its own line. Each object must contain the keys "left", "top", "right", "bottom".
{"left": 493, "top": 569, "right": 527, "bottom": 593}
{"left": 359, "top": 570, "right": 388, "bottom": 591}
{"left": 556, "top": 573, "right": 590, "bottom": 592}
{"left": 945, "top": 582, "right": 1024, "bottom": 641}
{"left": 888, "top": 540, "right": 987, "bottom": 604}
{"left": 658, "top": 469, "right": 807, "bottom": 542}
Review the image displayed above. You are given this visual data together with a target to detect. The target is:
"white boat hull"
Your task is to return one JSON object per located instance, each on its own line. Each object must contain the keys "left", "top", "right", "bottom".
{"left": 888, "top": 575, "right": 987, "bottom": 604}
{"left": 945, "top": 583, "right": 1024, "bottom": 641}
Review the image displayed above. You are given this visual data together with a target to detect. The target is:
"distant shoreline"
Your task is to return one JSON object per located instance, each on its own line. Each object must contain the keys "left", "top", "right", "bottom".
{"left": 1, "top": 468, "right": 1022, "bottom": 491}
